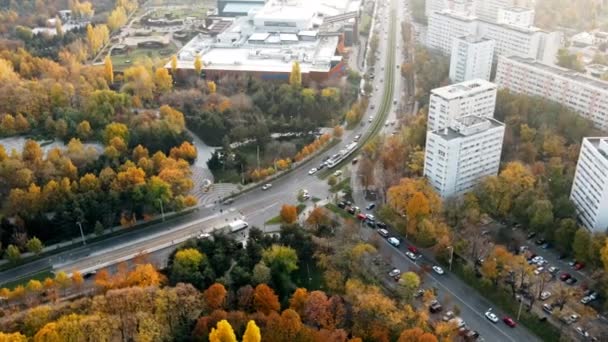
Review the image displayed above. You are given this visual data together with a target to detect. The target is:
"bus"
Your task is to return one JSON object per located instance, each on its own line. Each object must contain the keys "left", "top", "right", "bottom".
{"left": 229, "top": 220, "right": 249, "bottom": 233}
{"left": 327, "top": 142, "right": 358, "bottom": 168}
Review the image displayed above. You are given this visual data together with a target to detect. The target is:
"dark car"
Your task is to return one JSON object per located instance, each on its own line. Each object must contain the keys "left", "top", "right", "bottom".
{"left": 318, "top": 163, "right": 325, "bottom": 170}
{"left": 566, "top": 277, "right": 578, "bottom": 285}
{"left": 560, "top": 273, "right": 571, "bottom": 281}
{"left": 376, "top": 222, "right": 387, "bottom": 229}
{"left": 337, "top": 201, "right": 347, "bottom": 209}
{"left": 527, "top": 232, "right": 537, "bottom": 239}
{"left": 429, "top": 300, "right": 443, "bottom": 313}
{"left": 366, "top": 220, "right": 376, "bottom": 228}
{"left": 535, "top": 238, "right": 546, "bottom": 245}
{"left": 503, "top": 317, "right": 517, "bottom": 328}
{"left": 347, "top": 207, "right": 357, "bottom": 215}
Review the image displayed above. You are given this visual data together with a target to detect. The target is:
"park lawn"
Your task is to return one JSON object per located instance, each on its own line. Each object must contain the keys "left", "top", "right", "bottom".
{"left": 111, "top": 42, "right": 177, "bottom": 71}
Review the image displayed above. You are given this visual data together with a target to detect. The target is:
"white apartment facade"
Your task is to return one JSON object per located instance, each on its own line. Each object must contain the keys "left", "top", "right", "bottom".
{"left": 427, "top": 10, "right": 478, "bottom": 55}
{"left": 427, "top": 79, "right": 497, "bottom": 131}
{"left": 497, "top": 6, "right": 535, "bottom": 27}
{"left": 449, "top": 35, "right": 495, "bottom": 82}
{"left": 570, "top": 137, "right": 608, "bottom": 232}
{"left": 427, "top": 10, "right": 561, "bottom": 64}
{"left": 495, "top": 55, "right": 608, "bottom": 131}
{"left": 473, "top": 0, "right": 517, "bottom": 22}
{"left": 424, "top": 116, "right": 505, "bottom": 198}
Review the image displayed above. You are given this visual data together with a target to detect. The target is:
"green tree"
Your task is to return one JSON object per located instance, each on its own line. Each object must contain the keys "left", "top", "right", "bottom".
{"left": 554, "top": 219, "right": 577, "bottom": 253}
{"left": 528, "top": 200, "right": 554, "bottom": 234}
{"left": 572, "top": 229, "right": 591, "bottom": 263}
{"left": 171, "top": 248, "right": 204, "bottom": 285}
{"left": 398, "top": 272, "right": 421, "bottom": 300}
{"left": 5, "top": 244, "right": 20, "bottom": 263}
{"left": 262, "top": 245, "right": 299, "bottom": 274}
{"left": 26, "top": 237, "right": 44, "bottom": 255}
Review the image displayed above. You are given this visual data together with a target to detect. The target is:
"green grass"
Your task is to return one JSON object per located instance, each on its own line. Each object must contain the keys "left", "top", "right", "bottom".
{"left": 453, "top": 263, "right": 560, "bottom": 342}
{"left": 325, "top": 203, "right": 355, "bottom": 220}
{"left": 1, "top": 268, "right": 53, "bottom": 289}
{"left": 111, "top": 43, "right": 177, "bottom": 70}
{"left": 265, "top": 216, "right": 282, "bottom": 225}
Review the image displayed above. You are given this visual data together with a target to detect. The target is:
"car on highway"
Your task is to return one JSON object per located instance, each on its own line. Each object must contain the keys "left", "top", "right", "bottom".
{"left": 317, "top": 163, "right": 325, "bottom": 170}
{"left": 485, "top": 310, "right": 499, "bottom": 323}
{"left": 353, "top": 134, "right": 362, "bottom": 142}
{"left": 366, "top": 203, "right": 376, "bottom": 210}
{"left": 261, "top": 183, "right": 272, "bottom": 190}
{"left": 388, "top": 237, "right": 400, "bottom": 247}
{"left": 377, "top": 229, "right": 389, "bottom": 237}
{"left": 503, "top": 317, "right": 516, "bottom": 328}
{"left": 405, "top": 251, "right": 417, "bottom": 261}
{"left": 197, "top": 233, "right": 211, "bottom": 240}
{"left": 308, "top": 168, "right": 318, "bottom": 175}
{"left": 368, "top": 116, "right": 374, "bottom": 123}
{"left": 432, "top": 266, "right": 444, "bottom": 275}
{"left": 540, "top": 291, "right": 552, "bottom": 300}
{"left": 388, "top": 268, "right": 401, "bottom": 277}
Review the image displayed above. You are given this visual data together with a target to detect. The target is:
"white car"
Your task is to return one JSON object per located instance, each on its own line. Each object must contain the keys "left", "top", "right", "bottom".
{"left": 388, "top": 237, "right": 400, "bottom": 247}
{"left": 534, "top": 267, "right": 544, "bottom": 275}
{"left": 432, "top": 266, "right": 445, "bottom": 275}
{"left": 308, "top": 168, "right": 318, "bottom": 175}
{"left": 540, "top": 291, "right": 551, "bottom": 300}
{"left": 333, "top": 170, "right": 343, "bottom": 177}
{"left": 368, "top": 116, "right": 374, "bottom": 122}
{"left": 261, "top": 183, "right": 272, "bottom": 190}
{"left": 485, "top": 310, "right": 499, "bottom": 323}
{"left": 388, "top": 268, "right": 401, "bottom": 277}
{"left": 405, "top": 251, "right": 417, "bottom": 261}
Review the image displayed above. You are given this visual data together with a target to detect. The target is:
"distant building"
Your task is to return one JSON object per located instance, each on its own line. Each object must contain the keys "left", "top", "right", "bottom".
{"left": 570, "top": 137, "right": 608, "bottom": 233}
{"left": 218, "top": 0, "right": 266, "bottom": 17}
{"left": 427, "top": 79, "right": 497, "bottom": 131}
{"left": 424, "top": 115, "right": 505, "bottom": 198}
{"left": 495, "top": 55, "right": 608, "bottom": 130}
{"left": 427, "top": 10, "right": 478, "bottom": 55}
{"left": 427, "top": 9, "right": 561, "bottom": 64}
{"left": 497, "top": 6, "right": 534, "bottom": 27}
{"left": 473, "top": 0, "right": 517, "bottom": 22}
{"left": 168, "top": 0, "right": 346, "bottom": 83}
{"left": 449, "top": 35, "right": 494, "bottom": 82}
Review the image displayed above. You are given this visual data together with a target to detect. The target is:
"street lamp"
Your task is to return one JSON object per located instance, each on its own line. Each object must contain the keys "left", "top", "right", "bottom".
{"left": 76, "top": 222, "right": 86, "bottom": 246}
{"left": 447, "top": 246, "right": 454, "bottom": 271}
{"left": 158, "top": 198, "right": 165, "bottom": 222}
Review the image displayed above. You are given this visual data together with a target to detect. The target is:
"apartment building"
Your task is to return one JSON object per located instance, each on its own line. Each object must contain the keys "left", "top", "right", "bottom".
{"left": 570, "top": 137, "right": 608, "bottom": 232}
{"left": 449, "top": 35, "right": 495, "bottom": 82}
{"left": 474, "top": 0, "right": 517, "bottom": 22}
{"left": 427, "top": 10, "right": 478, "bottom": 55}
{"left": 497, "top": 6, "right": 534, "bottom": 27}
{"left": 424, "top": 115, "right": 505, "bottom": 198}
{"left": 495, "top": 55, "right": 608, "bottom": 131}
{"left": 427, "top": 79, "right": 497, "bottom": 132}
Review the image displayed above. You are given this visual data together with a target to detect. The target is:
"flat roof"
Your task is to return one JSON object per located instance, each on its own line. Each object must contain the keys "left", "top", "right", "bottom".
{"left": 433, "top": 116, "right": 504, "bottom": 141}
{"left": 504, "top": 55, "right": 608, "bottom": 90}
{"left": 223, "top": 3, "right": 264, "bottom": 13}
{"left": 255, "top": 5, "right": 314, "bottom": 21}
{"left": 432, "top": 79, "right": 497, "bottom": 100}
{"left": 249, "top": 32, "right": 270, "bottom": 40}
{"left": 503, "top": 6, "right": 533, "bottom": 13}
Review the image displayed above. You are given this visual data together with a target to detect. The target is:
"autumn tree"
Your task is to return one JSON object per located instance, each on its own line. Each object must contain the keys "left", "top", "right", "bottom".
{"left": 333, "top": 125, "right": 344, "bottom": 138}
{"left": 253, "top": 284, "right": 280, "bottom": 314}
{"left": 154, "top": 67, "right": 173, "bottom": 94}
{"left": 103, "top": 55, "right": 114, "bottom": 84}
{"left": 171, "top": 248, "right": 204, "bottom": 285}
{"left": 208, "top": 81, "right": 217, "bottom": 94}
{"left": 209, "top": 319, "right": 237, "bottom": 342}
{"left": 76, "top": 120, "right": 93, "bottom": 140}
{"left": 5, "top": 244, "right": 20, "bottom": 263}
{"left": 194, "top": 55, "right": 203, "bottom": 75}
{"left": 289, "top": 61, "right": 302, "bottom": 86}
{"left": 107, "top": 6, "right": 127, "bottom": 32}
{"left": 280, "top": 204, "right": 298, "bottom": 224}
{"left": 26, "top": 237, "right": 44, "bottom": 255}
{"left": 171, "top": 55, "right": 178, "bottom": 74}
{"left": 242, "top": 320, "right": 261, "bottom": 342}
{"left": 204, "top": 283, "right": 227, "bottom": 312}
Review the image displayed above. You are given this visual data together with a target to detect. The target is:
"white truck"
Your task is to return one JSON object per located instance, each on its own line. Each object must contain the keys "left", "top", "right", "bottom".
{"left": 229, "top": 220, "right": 249, "bottom": 233}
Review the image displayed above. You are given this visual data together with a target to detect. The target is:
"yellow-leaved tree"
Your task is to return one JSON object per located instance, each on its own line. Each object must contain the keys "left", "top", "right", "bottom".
{"left": 289, "top": 61, "right": 301, "bottom": 86}
{"left": 209, "top": 320, "right": 237, "bottom": 342}
{"left": 103, "top": 55, "right": 113, "bottom": 84}
{"left": 242, "top": 320, "right": 261, "bottom": 342}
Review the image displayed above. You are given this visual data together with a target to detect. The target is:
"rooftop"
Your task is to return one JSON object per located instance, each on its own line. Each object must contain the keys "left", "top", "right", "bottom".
{"left": 431, "top": 79, "right": 497, "bottom": 100}
{"left": 433, "top": 9, "right": 477, "bottom": 22}
{"left": 505, "top": 56, "right": 608, "bottom": 90}
{"left": 456, "top": 35, "right": 493, "bottom": 44}
{"left": 586, "top": 138, "right": 608, "bottom": 161}
{"left": 503, "top": 6, "right": 534, "bottom": 13}
{"left": 433, "top": 116, "right": 504, "bottom": 140}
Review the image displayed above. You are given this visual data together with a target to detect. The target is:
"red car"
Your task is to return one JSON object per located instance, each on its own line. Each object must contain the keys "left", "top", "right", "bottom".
{"left": 560, "top": 273, "right": 571, "bottom": 281}
{"left": 503, "top": 317, "right": 517, "bottom": 328}
{"left": 408, "top": 246, "right": 419, "bottom": 254}
{"left": 574, "top": 262, "right": 585, "bottom": 270}
{"left": 356, "top": 213, "right": 367, "bottom": 221}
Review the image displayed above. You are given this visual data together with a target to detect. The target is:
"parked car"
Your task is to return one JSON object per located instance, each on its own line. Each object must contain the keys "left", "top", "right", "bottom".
{"left": 376, "top": 222, "right": 387, "bottom": 229}
{"left": 534, "top": 267, "right": 544, "bottom": 275}
{"left": 337, "top": 201, "right": 347, "bottom": 209}
{"left": 535, "top": 238, "right": 546, "bottom": 245}
{"left": 366, "top": 203, "right": 376, "bottom": 210}
{"left": 356, "top": 213, "right": 367, "bottom": 221}
{"left": 503, "top": 317, "right": 516, "bottom": 328}
{"left": 548, "top": 266, "right": 559, "bottom": 274}
{"left": 388, "top": 237, "right": 400, "bottom": 247}
{"left": 366, "top": 214, "right": 375, "bottom": 221}
{"left": 405, "top": 251, "right": 417, "bottom": 261}
{"left": 560, "top": 273, "right": 571, "bottom": 281}
{"left": 388, "top": 268, "right": 401, "bottom": 277}
{"left": 308, "top": 168, "right": 318, "bottom": 175}
{"left": 566, "top": 277, "right": 578, "bottom": 285}
{"left": 527, "top": 232, "right": 537, "bottom": 239}
{"left": 432, "top": 266, "right": 445, "bottom": 275}
{"left": 485, "top": 310, "right": 499, "bottom": 323}
{"left": 333, "top": 170, "right": 343, "bottom": 177}
{"left": 540, "top": 291, "right": 552, "bottom": 300}
{"left": 543, "top": 304, "right": 554, "bottom": 314}
{"left": 408, "top": 246, "right": 419, "bottom": 254}
{"left": 261, "top": 183, "right": 272, "bottom": 190}
{"left": 574, "top": 262, "right": 585, "bottom": 270}
{"left": 429, "top": 300, "right": 443, "bottom": 313}
{"left": 442, "top": 311, "right": 455, "bottom": 322}
{"left": 377, "top": 229, "right": 389, "bottom": 237}
{"left": 575, "top": 326, "right": 590, "bottom": 338}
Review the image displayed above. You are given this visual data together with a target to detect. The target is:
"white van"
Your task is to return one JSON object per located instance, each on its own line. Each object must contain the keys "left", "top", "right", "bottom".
{"left": 229, "top": 220, "right": 249, "bottom": 233}
{"left": 388, "top": 237, "right": 400, "bottom": 247}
